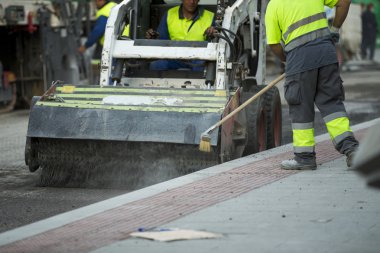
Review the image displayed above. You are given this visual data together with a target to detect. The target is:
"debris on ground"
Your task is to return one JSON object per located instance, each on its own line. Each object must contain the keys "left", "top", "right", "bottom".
{"left": 130, "top": 228, "right": 223, "bottom": 242}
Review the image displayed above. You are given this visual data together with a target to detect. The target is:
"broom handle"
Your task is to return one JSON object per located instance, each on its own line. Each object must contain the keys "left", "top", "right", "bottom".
{"left": 205, "top": 73, "right": 285, "bottom": 134}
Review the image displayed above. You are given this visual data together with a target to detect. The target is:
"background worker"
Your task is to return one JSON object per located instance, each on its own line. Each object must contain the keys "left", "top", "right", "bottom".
{"left": 78, "top": 0, "right": 117, "bottom": 58}
{"left": 265, "top": 0, "right": 359, "bottom": 170}
{"left": 361, "top": 3, "right": 378, "bottom": 61}
{"left": 145, "top": 0, "right": 216, "bottom": 71}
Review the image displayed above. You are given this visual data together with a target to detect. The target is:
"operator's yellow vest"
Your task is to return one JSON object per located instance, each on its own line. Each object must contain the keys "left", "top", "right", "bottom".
{"left": 96, "top": 1, "right": 117, "bottom": 45}
{"left": 167, "top": 6, "right": 214, "bottom": 41}
{"left": 122, "top": 24, "right": 130, "bottom": 37}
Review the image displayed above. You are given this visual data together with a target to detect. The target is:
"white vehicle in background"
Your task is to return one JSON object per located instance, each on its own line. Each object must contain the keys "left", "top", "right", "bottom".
{"left": 0, "top": 0, "right": 93, "bottom": 112}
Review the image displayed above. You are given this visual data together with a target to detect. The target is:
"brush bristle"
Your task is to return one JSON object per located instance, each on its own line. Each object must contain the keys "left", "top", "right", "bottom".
{"left": 199, "top": 135, "right": 211, "bottom": 153}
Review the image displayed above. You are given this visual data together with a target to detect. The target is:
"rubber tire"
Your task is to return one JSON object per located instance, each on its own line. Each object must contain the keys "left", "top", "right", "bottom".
{"left": 241, "top": 78, "right": 257, "bottom": 92}
{"left": 25, "top": 137, "right": 40, "bottom": 172}
{"left": 240, "top": 87, "right": 267, "bottom": 156}
{"left": 25, "top": 96, "right": 42, "bottom": 172}
{"left": 261, "top": 85, "right": 282, "bottom": 149}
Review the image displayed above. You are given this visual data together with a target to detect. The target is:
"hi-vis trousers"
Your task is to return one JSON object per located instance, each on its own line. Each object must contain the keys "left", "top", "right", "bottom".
{"left": 284, "top": 63, "right": 359, "bottom": 160}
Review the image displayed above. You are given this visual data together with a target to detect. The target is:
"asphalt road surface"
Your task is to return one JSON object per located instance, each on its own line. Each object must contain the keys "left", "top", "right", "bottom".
{"left": 1, "top": 67, "right": 380, "bottom": 233}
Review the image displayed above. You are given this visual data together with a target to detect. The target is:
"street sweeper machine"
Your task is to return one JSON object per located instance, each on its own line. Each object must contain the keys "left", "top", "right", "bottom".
{"left": 24, "top": 0, "right": 283, "bottom": 187}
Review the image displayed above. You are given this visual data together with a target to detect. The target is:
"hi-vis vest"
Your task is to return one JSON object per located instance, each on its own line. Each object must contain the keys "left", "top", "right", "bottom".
{"left": 122, "top": 24, "right": 130, "bottom": 37}
{"left": 266, "top": 0, "right": 336, "bottom": 52}
{"left": 96, "top": 1, "right": 117, "bottom": 45}
{"left": 167, "top": 6, "right": 214, "bottom": 41}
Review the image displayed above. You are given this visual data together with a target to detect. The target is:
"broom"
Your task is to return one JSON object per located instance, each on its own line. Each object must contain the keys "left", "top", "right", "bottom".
{"left": 199, "top": 73, "right": 285, "bottom": 152}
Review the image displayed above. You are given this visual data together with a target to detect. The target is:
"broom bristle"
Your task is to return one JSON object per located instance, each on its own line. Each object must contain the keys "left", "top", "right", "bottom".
{"left": 199, "top": 134, "right": 211, "bottom": 153}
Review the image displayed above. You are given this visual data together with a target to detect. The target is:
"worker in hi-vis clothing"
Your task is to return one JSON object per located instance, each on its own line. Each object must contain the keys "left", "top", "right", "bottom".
{"left": 145, "top": 0, "right": 216, "bottom": 71}
{"left": 78, "top": 0, "right": 117, "bottom": 59}
{"left": 265, "top": 0, "right": 359, "bottom": 170}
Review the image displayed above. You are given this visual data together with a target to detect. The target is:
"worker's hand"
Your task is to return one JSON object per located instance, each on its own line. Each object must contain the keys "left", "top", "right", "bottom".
{"left": 330, "top": 26, "right": 340, "bottom": 44}
{"left": 145, "top": 29, "right": 159, "bottom": 39}
{"left": 204, "top": 26, "right": 217, "bottom": 40}
{"left": 78, "top": 45, "right": 86, "bottom": 54}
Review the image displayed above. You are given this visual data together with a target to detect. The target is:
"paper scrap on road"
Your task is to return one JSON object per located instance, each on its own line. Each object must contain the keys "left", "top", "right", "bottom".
{"left": 130, "top": 229, "right": 223, "bottom": 242}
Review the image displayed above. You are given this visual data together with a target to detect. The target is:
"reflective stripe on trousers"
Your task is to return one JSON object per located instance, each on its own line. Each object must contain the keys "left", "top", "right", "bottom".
{"left": 323, "top": 112, "right": 354, "bottom": 146}
{"left": 285, "top": 64, "right": 353, "bottom": 155}
{"left": 292, "top": 122, "right": 315, "bottom": 153}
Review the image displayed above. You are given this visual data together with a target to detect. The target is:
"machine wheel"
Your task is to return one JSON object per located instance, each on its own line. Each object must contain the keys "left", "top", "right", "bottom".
{"left": 262, "top": 85, "right": 282, "bottom": 149}
{"left": 240, "top": 87, "right": 267, "bottom": 156}
{"left": 25, "top": 138, "right": 40, "bottom": 172}
{"left": 24, "top": 96, "right": 42, "bottom": 172}
{"left": 241, "top": 78, "right": 257, "bottom": 92}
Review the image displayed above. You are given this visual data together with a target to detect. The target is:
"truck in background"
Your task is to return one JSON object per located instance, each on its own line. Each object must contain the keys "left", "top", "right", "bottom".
{"left": 0, "top": 0, "right": 93, "bottom": 112}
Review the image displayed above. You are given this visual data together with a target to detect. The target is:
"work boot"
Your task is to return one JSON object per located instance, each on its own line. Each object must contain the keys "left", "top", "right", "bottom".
{"left": 281, "top": 158, "right": 317, "bottom": 170}
{"left": 346, "top": 151, "right": 356, "bottom": 168}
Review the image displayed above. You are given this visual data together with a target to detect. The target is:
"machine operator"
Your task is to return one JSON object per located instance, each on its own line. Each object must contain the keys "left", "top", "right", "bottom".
{"left": 145, "top": 0, "right": 217, "bottom": 71}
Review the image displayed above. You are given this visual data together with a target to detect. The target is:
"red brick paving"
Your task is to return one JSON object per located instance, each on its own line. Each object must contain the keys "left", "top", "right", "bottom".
{"left": 0, "top": 130, "right": 366, "bottom": 253}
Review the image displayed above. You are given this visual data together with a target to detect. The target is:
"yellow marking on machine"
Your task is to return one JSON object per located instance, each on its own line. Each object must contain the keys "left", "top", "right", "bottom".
{"left": 214, "top": 90, "right": 227, "bottom": 97}
{"left": 36, "top": 101, "right": 224, "bottom": 113}
{"left": 55, "top": 99, "right": 226, "bottom": 108}
{"left": 56, "top": 86, "right": 226, "bottom": 96}
{"left": 55, "top": 93, "right": 228, "bottom": 102}
{"left": 61, "top": 86, "right": 76, "bottom": 93}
